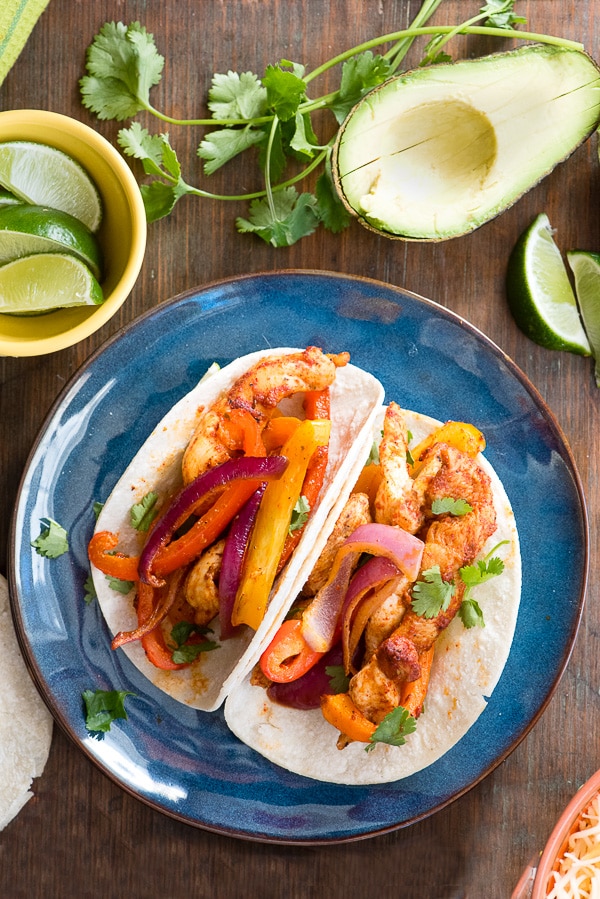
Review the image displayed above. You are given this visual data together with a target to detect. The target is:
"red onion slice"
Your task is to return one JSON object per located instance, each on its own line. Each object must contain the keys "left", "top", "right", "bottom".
{"left": 138, "top": 455, "right": 288, "bottom": 586}
{"left": 218, "top": 483, "right": 266, "bottom": 639}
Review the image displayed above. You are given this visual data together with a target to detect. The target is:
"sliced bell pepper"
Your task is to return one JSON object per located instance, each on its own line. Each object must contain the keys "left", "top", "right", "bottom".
{"left": 398, "top": 644, "right": 435, "bottom": 719}
{"left": 136, "top": 581, "right": 187, "bottom": 671}
{"left": 259, "top": 618, "right": 325, "bottom": 683}
{"left": 88, "top": 531, "right": 139, "bottom": 581}
{"left": 232, "top": 418, "right": 331, "bottom": 631}
{"left": 262, "top": 416, "right": 302, "bottom": 453}
{"left": 409, "top": 421, "right": 485, "bottom": 476}
{"left": 320, "top": 692, "right": 376, "bottom": 744}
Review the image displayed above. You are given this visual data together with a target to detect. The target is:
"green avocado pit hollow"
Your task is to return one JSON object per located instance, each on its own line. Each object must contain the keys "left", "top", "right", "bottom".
{"left": 332, "top": 44, "right": 600, "bottom": 242}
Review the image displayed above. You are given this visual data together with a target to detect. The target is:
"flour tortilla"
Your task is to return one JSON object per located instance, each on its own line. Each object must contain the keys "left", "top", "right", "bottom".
{"left": 92, "top": 348, "right": 384, "bottom": 712}
{"left": 223, "top": 409, "right": 522, "bottom": 784}
{"left": 0, "top": 575, "right": 53, "bottom": 829}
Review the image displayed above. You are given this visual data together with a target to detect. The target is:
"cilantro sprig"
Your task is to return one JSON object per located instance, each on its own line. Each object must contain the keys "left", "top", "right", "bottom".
{"left": 83, "top": 688, "right": 135, "bottom": 733}
{"left": 79, "top": 3, "right": 580, "bottom": 247}
{"left": 168, "top": 621, "right": 219, "bottom": 665}
{"left": 411, "top": 565, "right": 455, "bottom": 619}
{"left": 367, "top": 705, "right": 417, "bottom": 751}
{"left": 458, "top": 540, "right": 509, "bottom": 628}
{"left": 31, "top": 518, "right": 69, "bottom": 559}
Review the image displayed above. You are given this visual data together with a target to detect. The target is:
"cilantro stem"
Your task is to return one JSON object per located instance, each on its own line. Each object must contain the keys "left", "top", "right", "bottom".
{"left": 303, "top": 25, "right": 583, "bottom": 86}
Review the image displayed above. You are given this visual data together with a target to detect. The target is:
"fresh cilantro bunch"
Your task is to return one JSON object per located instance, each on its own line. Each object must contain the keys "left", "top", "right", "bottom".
{"left": 79, "top": 2, "right": 564, "bottom": 247}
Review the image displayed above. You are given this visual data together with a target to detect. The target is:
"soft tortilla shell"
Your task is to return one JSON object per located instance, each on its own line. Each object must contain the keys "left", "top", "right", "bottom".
{"left": 223, "top": 410, "right": 522, "bottom": 784}
{"left": 0, "top": 575, "right": 53, "bottom": 829}
{"left": 92, "top": 348, "right": 384, "bottom": 712}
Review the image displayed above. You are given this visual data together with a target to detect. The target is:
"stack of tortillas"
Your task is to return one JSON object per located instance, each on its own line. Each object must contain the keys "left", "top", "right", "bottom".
{"left": 0, "top": 574, "right": 53, "bottom": 829}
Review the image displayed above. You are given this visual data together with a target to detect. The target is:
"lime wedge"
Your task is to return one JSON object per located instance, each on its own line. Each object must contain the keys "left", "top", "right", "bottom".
{"left": 567, "top": 249, "right": 600, "bottom": 385}
{"left": 506, "top": 213, "right": 591, "bottom": 355}
{"left": 0, "top": 141, "right": 102, "bottom": 232}
{"left": 0, "top": 187, "right": 21, "bottom": 207}
{"left": 0, "top": 253, "right": 104, "bottom": 315}
{"left": 0, "top": 205, "right": 103, "bottom": 280}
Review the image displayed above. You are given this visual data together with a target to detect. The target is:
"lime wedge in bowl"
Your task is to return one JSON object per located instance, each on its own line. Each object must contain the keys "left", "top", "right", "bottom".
{"left": 0, "top": 141, "right": 102, "bottom": 232}
{"left": 0, "top": 204, "right": 103, "bottom": 280}
{"left": 567, "top": 249, "right": 600, "bottom": 385}
{"left": 506, "top": 213, "right": 591, "bottom": 355}
{"left": 0, "top": 253, "right": 104, "bottom": 315}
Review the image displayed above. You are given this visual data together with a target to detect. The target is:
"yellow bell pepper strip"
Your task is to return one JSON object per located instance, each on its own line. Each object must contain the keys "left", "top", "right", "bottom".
{"left": 409, "top": 421, "right": 485, "bottom": 477}
{"left": 231, "top": 418, "right": 331, "bottom": 630}
{"left": 320, "top": 692, "right": 376, "bottom": 744}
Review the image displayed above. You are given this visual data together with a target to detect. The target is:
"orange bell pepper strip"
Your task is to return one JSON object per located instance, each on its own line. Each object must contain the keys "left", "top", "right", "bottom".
{"left": 398, "top": 644, "right": 435, "bottom": 719}
{"left": 410, "top": 421, "right": 485, "bottom": 476}
{"left": 262, "top": 417, "right": 302, "bottom": 453}
{"left": 320, "top": 692, "right": 376, "bottom": 744}
{"left": 259, "top": 618, "right": 325, "bottom": 683}
{"left": 88, "top": 531, "right": 139, "bottom": 581}
{"left": 352, "top": 462, "right": 383, "bottom": 511}
{"left": 232, "top": 418, "right": 331, "bottom": 631}
{"left": 218, "top": 408, "right": 266, "bottom": 455}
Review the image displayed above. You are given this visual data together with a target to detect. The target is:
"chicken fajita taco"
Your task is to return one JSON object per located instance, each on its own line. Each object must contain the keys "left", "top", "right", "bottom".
{"left": 88, "top": 347, "right": 384, "bottom": 712}
{"left": 224, "top": 403, "right": 521, "bottom": 783}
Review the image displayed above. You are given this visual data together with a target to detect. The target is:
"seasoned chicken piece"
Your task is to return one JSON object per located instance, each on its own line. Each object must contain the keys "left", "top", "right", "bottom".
{"left": 183, "top": 539, "right": 225, "bottom": 627}
{"left": 350, "top": 441, "right": 497, "bottom": 724}
{"left": 182, "top": 347, "right": 348, "bottom": 484}
{"left": 374, "top": 402, "right": 442, "bottom": 534}
{"left": 363, "top": 578, "right": 410, "bottom": 660}
{"left": 349, "top": 633, "right": 421, "bottom": 723}
{"left": 302, "top": 492, "right": 372, "bottom": 597}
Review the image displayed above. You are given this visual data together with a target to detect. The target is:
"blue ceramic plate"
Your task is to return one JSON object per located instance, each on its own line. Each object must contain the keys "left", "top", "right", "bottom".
{"left": 9, "top": 271, "right": 588, "bottom": 843}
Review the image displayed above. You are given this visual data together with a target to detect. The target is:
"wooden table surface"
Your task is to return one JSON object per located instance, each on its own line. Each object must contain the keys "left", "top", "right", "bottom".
{"left": 1, "top": 2, "right": 599, "bottom": 896}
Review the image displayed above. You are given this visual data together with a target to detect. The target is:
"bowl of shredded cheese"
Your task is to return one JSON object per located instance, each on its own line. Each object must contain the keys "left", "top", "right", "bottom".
{"left": 526, "top": 767, "right": 600, "bottom": 897}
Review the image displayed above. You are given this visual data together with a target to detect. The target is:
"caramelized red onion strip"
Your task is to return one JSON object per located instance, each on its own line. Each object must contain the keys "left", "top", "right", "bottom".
{"left": 301, "top": 523, "right": 424, "bottom": 654}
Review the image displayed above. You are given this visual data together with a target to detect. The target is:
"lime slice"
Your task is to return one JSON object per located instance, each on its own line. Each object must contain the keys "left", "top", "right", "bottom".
{"left": 506, "top": 212, "right": 591, "bottom": 355}
{"left": 567, "top": 249, "right": 600, "bottom": 385}
{"left": 0, "top": 204, "right": 103, "bottom": 280}
{"left": 0, "top": 253, "right": 104, "bottom": 315}
{"left": 0, "top": 141, "right": 102, "bottom": 232}
{"left": 0, "top": 187, "right": 21, "bottom": 207}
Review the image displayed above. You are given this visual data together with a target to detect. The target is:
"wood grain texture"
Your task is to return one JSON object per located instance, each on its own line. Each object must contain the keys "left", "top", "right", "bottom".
{"left": 1, "top": 2, "right": 599, "bottom": 896}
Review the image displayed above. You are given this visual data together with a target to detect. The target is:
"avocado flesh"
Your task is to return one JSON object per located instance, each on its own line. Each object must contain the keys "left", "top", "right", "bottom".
{"left": 334, "top": 45, "right": 600, "bottom": 241}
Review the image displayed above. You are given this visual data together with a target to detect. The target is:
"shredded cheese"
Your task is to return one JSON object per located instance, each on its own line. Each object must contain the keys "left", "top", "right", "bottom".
{"left": 547, "top": 794, "right": 600, "bottom": 898}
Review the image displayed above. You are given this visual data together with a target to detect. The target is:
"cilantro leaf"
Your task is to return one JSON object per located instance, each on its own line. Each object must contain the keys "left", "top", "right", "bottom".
{"left": 208, "top": 71, "right": 267, "bottom": 120}
{"left": 481, "top": 0, "right": 526, "bottom": 29}
{"left": 169, "top": 621, "right": 219, "bottom": 665}
{"left": 31, "top": 518, "right": 69, "bottom": 559}
{"left": 198, "top": 126, "right": 265, "bottom": 175}
{"left": 289, "top": 495, "right": 310, "bottom": 534}
{"left": 315, "top": 164, "right": 351, "bottom": 234}
{"left": 130, "top": 491, "right": 159, "bottom": 532}
{"left": 458, "top": 598, "right": 484, "bottom": 628}
{"left": 80, "top": 21, "right": 164, "bottom": 120}
{"left": 106, "top": 575, "right": 134, "bottom": 594}
{"left": 457, "top": 541, "right": 509, "bottom": 628}
{"left": 118, "top": 126, "right": 195, "bottom": 221}
{"left": 411, "top": 566, "right": 455, "bottom": 619}
{"left": 326, "top": 666, "right": 351, "bottom": 694}
{"left": 431, "top": 497, "right": 473, "bottom": 516}
{"left": 330, "top": 51, "right": 391, "bottom": 123}
{"left": 83, "top": 688, "right": 134, "bottom": 733}
{"left": 236, "top": 187, "right": 319, "bottom": 246}
{"left": 367, "top": 705, "right": 417, "bottom": 751}
{"left": 262, "top": 64, "right": 307, "bottom": 121}
{"left": 84, "top": 574, "right": 97, "bottom": 605}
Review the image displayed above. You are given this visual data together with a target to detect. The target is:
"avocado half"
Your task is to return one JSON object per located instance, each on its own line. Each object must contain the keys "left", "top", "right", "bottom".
{"left": 332, "top": 44, "right": 600, "bottom": 241}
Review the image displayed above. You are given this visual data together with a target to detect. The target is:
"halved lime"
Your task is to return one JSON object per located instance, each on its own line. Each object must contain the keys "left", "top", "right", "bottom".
{"left": 567, "top": 249, "right": 600, "bottom": 385}
{"left": 506, "top": 213, "right": 591, "bottom": 355}
{"left": 0, "top": 205, "right": 103, "bottom": 280}
{"left": 0, "top": 141, "right": 102, "bottom": 232}
{"left": 0, "top": 253, "right": 104, "bottom": 315}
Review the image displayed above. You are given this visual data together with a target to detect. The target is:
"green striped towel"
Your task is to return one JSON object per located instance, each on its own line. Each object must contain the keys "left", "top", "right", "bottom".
{"left": 0, "top": 0, "right": 51, "bottom": 86}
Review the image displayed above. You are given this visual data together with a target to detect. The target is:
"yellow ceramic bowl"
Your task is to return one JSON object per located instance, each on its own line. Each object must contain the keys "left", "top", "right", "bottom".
{"left": 0, "top": 109, "right": 146, "bottom": 357}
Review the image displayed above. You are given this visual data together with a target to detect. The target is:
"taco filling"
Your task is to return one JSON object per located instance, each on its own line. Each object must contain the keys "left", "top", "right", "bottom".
{"left": 88, "top": 347, "right": 384, "bottom": 712}
{"left": 224, "top": 404, "right": 521, "bottom": 783}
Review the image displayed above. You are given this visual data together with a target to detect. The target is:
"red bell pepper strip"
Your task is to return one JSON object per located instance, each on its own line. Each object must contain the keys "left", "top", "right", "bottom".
{"left": 260, "top": 618, "right": 325, "bottom": 683}
{"left": 136, "top": 580, "right": 187, "bottom": 671}
{"left": 88, "top": 531, "right": 139, "bottom": 581}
